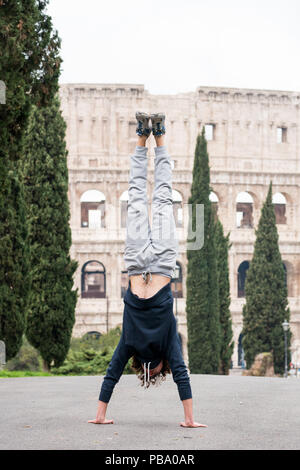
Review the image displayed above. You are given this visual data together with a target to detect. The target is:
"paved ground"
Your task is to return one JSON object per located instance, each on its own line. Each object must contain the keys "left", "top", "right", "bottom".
{"left": 0, "top": 374, "right": 299, "bottom": 450}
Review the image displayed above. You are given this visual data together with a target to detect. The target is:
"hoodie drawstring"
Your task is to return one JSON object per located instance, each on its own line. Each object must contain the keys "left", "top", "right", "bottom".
{"left": 143, "top": 361, "right": 151, "bottom": 389}
{"left": 142, "top": 271, "right": 152, "bottom": 283}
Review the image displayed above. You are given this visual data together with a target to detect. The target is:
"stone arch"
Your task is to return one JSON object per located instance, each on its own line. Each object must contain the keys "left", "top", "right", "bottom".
{"left": 209, "top": 190, "right": 219, "bottom": 219}
{"left": 80, "top": 189, "right": 106, "bottom": 202}
{"left": 273, "top": 192, "right": 287, "bottom": 224}
{"left": 81, "top": 260, "right": 106, "bottom": 298}
{"left": 80, "top": 189, "right": 106, "bottom": 228}
{"left": 209, "top": 191, "right": 219, "bottom": 203}
{"left": 236, "top": 192, "right": 254, "bottom": 228}
{"left": 275, "top": 191, "right": 292, "bottom": 205}
{"left": 82, "top": 331, "right": 102, "bottom": 340}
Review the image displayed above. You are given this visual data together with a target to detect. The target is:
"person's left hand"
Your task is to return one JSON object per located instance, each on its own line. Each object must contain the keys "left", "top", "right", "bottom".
{"left": 88, "top": 418, "right": 114, "bottom": 424}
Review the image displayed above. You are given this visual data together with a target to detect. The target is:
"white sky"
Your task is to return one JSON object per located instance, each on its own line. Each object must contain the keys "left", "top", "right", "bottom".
{"left": 47, "top": 0, "right": 300, "bottom": 95}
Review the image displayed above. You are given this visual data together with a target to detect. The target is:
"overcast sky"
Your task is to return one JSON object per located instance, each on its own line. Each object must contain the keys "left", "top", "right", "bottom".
{"left": 47, "top": 0, "right": 300, "bottom": 95}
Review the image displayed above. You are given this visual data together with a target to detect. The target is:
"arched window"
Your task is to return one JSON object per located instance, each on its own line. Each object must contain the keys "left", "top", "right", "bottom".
{"left": 82, "top": 331, "right": 102, "bottom": 340}
{"left": 171, "top": 261, "right": 183, "bottom": 298}
{"left": 120, "top": 190, "right": 129, "bottom": 229}
{"left": 81, "top": 261, "right": 106, "bottom": 298}
{"left": 209, "top": 191, "right": 219, "bottom": 220}
{"left": 80, "top": 190, "right": 106, "bottom": 228}
{"left": 237, "top": 261, "right": 250, "bottom": 297}
{"left": 121, "top": 270, "right": 128, "bottom": 298}
{"left": 236, "top": 192, "right": 253, "bottom": 228}
{"left": 272, "top": 192, "right": 287, "bottom": 224}
{"left": 172, "top": 189, "right": 183, "bottom": 228}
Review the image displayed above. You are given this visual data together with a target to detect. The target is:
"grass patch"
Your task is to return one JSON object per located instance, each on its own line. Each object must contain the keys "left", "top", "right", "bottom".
{"left": 0, "top": 370, "right": 53, "bottom": 378}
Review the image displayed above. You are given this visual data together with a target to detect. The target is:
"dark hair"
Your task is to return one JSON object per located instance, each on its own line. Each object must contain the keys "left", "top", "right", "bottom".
{"left": 131, "top": 355, "right": 171, "bottom": 389}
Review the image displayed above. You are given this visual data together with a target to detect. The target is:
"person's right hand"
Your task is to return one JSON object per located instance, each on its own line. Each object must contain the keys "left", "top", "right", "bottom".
{"left": 180, "top": 421, "right": 207, "bottom": 428}
{"left": 88, "top": 400, "right": 112, "bottom": 424}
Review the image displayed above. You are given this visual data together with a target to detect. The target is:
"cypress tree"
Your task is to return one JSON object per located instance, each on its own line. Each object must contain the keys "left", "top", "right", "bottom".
{"left": 215, "top": 219, "right": 234, "bottom": 374}
{"left": 242, "top": 182, "right": 291, "bottom": 374}
{"left": 0, "top": 0, "right": 61, "bottom": 359}
{"left": 186, "top": 129, "right": 221, "bottom": 373}
{"left": 22, "top": 96, "right": 78, "bottom": 370}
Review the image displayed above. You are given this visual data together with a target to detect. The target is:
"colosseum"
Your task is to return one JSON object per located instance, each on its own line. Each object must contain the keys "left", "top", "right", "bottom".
{"left": 59, "top": 83, "right": 300, "bottom": 369}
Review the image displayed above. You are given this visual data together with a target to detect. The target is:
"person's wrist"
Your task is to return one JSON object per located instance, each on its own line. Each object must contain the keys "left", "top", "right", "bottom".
{"left": 184, "top": 415, "right": 194, "bottom": 424}
{"left": 97, "top": 414, "right": 106, "bottom": 421}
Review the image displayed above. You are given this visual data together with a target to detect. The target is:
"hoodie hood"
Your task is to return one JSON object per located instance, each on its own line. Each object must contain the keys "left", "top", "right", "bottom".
{"left": 123, "top": 282, "right": 176, "bottom": 386}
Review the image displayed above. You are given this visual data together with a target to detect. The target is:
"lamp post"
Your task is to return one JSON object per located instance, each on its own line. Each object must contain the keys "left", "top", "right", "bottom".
{"left": 172, "top": 265, "right": 180, "bottom": 332}
{"left": 282, "top": 319, "right": 289, "bottom": 378}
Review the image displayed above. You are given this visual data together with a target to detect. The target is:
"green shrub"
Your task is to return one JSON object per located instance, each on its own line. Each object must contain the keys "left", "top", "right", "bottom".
{"left": 5, "top": 336, "right": 42, "bottom": 371}
{"left": 3, "top": 327, "right": 134, "bottom": 376}
{"left": 52, "top": 328, "right": 134, "bottom": 376}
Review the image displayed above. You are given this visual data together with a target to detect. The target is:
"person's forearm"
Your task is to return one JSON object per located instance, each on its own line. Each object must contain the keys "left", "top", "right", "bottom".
{"left": 182, "top": 398, "right": 194, "bottom": 424}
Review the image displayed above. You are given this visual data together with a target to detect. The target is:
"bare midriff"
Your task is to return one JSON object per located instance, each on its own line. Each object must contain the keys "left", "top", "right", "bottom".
{"left": 130, "top": 273, "right": 171, "bottom": 299}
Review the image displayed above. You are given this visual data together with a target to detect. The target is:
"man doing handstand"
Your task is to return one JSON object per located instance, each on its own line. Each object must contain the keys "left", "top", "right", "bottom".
{"left": 88, "top": 112, "right": 207, "bottom": 428}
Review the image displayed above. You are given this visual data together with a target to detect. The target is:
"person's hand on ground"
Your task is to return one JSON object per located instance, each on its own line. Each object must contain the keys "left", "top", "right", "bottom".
{"left": 180, "top": 421, "right": 207, "bottom": 428}
{"left": 88, "top": 400, "right": 112, "bottom": 424}
{"left": 88, "top": 417, "right": 114, "bottom": 424}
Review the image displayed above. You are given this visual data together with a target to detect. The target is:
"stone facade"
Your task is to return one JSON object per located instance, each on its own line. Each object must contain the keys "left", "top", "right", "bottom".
{"left": 59, "top": 83, "right": 300, "bottom": 367}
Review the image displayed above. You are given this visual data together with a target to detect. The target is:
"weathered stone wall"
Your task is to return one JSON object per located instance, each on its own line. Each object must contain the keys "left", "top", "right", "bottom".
{"left": 59, "top": 83, "right": 300, "bottom": 366}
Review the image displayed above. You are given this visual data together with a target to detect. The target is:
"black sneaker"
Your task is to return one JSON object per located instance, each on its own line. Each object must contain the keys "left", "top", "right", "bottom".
{"left": 150, "top": 113, "right": 166, "bottom": 136}
{"left": 136, "top": 112, "right": 151, "bottom": 137}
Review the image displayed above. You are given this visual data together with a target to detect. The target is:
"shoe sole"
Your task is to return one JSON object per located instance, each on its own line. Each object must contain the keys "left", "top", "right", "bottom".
{"left": 136, "top": 111, "right": 150, "bottom": 120}
{"left": 150, "top": 113, "right": 165, "bottom": 121}
{"left": 150, "top": 113, "right": 166, "bottom": 135}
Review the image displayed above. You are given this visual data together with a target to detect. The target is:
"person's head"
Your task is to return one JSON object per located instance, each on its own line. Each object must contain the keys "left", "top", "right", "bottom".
{"left": 131, "top": 356, "right": 171, "bottom": 388}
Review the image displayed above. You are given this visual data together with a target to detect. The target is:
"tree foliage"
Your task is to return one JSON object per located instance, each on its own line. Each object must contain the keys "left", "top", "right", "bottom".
{"left": 215, "top": 219, "right": 234, "bottom": 374}
{"left": 186, "top": 129, "right": 221, "bottom": 373}
{"left": 242, "top": 182, "right": 291, "bottom": 374}
{"left": 0, "top": 0, "right": 61, "bottom": 359}
{"left": 22, "top": 96, "right": 78, "bottom": 370}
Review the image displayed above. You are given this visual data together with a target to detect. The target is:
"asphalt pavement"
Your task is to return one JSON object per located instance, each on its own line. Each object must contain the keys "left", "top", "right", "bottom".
{"left": 0, "top": 374, "right": 299, "bottom": 450}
